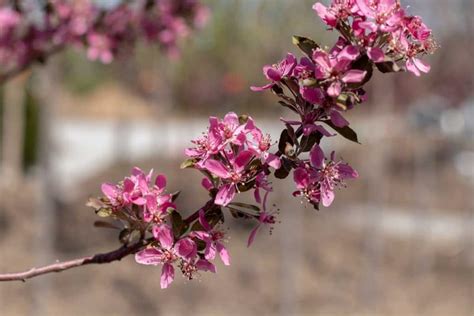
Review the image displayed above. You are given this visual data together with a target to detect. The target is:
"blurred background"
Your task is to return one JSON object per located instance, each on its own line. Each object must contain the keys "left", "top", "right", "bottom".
{"left": 0, "top": 0, "right": 473, "bottom": 315}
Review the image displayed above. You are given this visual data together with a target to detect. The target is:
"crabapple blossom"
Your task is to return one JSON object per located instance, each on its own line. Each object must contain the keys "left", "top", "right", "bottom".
{"left": 0, "top": 0, "right": 209, "bottom": 82}
{"left": 0, "top": 0, "right": 436, "bottom": 287}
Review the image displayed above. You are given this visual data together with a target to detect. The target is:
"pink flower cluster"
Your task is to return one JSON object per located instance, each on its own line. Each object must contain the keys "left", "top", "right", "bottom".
{"left": 185, "top": 112, "right": 281, "bottom": 206}
{"left": 0, "top": 0, "right": 209, "bottom": 79}
{"left": 135, "top": 210, "right": 229, "bottom": 289}
{"left": 99, "top": 167, "right": 228, "bottom": 289}
{"left": 251, "top": 0, "right": 437, "bottom": 209}
{"left": 293, "top": 145, "right": 358, "bottom": 208}
{"left": 314, "top": 0, "right": 437, "bottom": 76}
{"left": 87, "top": 1, "right": 435, "bottom": 289}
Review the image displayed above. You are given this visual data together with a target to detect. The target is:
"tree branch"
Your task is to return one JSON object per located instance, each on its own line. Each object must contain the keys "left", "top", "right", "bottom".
{"left": 0, "top": 45, "right": 64, "bottom": 85}
{"left": 0, "top": 238, "right": 153, "bottom": 282}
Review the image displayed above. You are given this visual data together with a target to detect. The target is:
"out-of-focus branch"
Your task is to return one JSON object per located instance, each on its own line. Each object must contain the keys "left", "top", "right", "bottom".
{"left": 0, "top": 45, "right": 64, "bottom": 85}
{"left": 0, "top": 238, "right": 153, "bottom": 282}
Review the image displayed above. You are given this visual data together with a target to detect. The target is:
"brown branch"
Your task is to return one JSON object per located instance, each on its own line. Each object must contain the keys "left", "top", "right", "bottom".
{"left": 0, "top": 45, "right": 65, "bottom": 85}
{"left": 0, "top": 238, "right": 153, "bottom": 282}
{"left": 183, "top": 199, "right": 214, "bottom": 225}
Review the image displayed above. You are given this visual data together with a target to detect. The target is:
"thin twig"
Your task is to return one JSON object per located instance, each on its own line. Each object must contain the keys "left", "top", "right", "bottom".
{"left": 0, "top": 238, "right": 153, "bottom": 282}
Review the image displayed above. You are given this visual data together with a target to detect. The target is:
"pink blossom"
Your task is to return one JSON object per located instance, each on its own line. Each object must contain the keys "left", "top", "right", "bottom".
{"left": 355, "top": 0, "right": 404, "bottom": 33}
{"left": 135, "top": 247, "right": 177, "bottom": 289}
{"left": 247, "top": 195, "right": 277, "bottom": 247}
{"left": 191, "top": 210, "right": 231, "bottom": 266}
{"left": 313, "top": 0, "right": 357, "bottom": 27}
{"left": 310, "top": 144, "right": 359, "bottom": 207}
{"left": 152, "top": 224, "right": 174, "bottom": 249}
{"left": 204, "top": 150, "right": 254, "bottom": 206}
{"left": 86, "top": 32, "right": 114, "bottom": 64}
{"left": 312, "top": 45, "right": 366, "bottom": 97}
{"left": 245, "top": 118, "right": 281, "bottom": 169}
{"left": 253, "top": 172, "right": 273, "bottom": 204}
{"left": 251, "top": 53, "right": 297, "bottom": 91}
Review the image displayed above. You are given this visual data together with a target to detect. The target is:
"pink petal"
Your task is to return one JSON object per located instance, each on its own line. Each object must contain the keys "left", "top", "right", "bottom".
{"left": 342, "top": 70, "right": 367, "bottom": 83}
{"left": 214, "top": 184, "right": 236, "bottom": 206}
{"left": 327, "top": 81, "right": 342, "bottom": 97}
{"left": 301, "top": 86, "right": 324, "bottom": 104}
{"left": 204, "top": 241, "right": 216, "bottom": 260}
{"left": 216, "top": 242, "right": 231, "bottom": 266}
{"left": 155, "top": 174, "right": 167, "bottom": 190}
{"left": 293, "top": 168, "right": 310, "bottom": 188}
{"left": 135, "top": 248, "right": 162, "bottom": 265}
{"left": 406, "top": 59, "right": 421, "bottom": 76}
{"left": 234, "top": 150, "right": 254, "bottom": 172}
{"left": 196, "top": 259, "right": 216, "bottom": 273}
{"left": 160, "top": 263, "right": 175, "bottom": 289}
{"left": 101, "top": 183, "right": 118, "bottom": 200}
{"left": 201, "top": 178, "right": 213, "bottom": 191}
{"left": 250, "top": 83, "right": 274, "bottom": 92}
{"left": 247, "top": 225, "right": 260, "bottom": 247}
{"left": 367, "top": 47, "right": 385, "bottom": 63}
{"left": 265, "top": 67, "right": 282, "bottom": 82}
{"left": 265, "top": 153, "right": 281, "bottom": 169}
{"left": 153, "top": 225, "right": 174, "bottom": 249}
{"left": 356, "top": 0, "right": 375, "bottom": 18}
{"left": 198, "top": 209, "right": 212, "bottom": 231}
{"left": 204, "top": 159, "right": 230, "bottom": 178}
{"left": 223, "top": 112, "right": 239, "bottom": 126}
{"left": 321, "top": 187, "right": 335, "bottom": 207}
{"left": 310, "top": 144, "right": 325, "bottom": 169}
{"left": 175, "top": 238, "right": 197, "bottom": 260}
{"left": 337, "top": 164, "right": 359, "bottom": 179}
{"left": 330, "top": 111, "right": 350, "bottom": 128}
{"left": 413, "top": 58, "right": 431, "bottom": 73}
{"left": 338, "top": 45, "right": 359, "bottom": 62}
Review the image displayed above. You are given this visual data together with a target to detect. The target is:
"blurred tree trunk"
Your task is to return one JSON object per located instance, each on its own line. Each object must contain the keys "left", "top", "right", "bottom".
{"left": 0, "top": 73, "right": 28, "bottom": 187}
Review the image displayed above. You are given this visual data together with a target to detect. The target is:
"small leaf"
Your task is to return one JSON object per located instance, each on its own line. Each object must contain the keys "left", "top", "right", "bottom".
{"left": 271, "top": 84, "right": 283, "bottom": 95}
{"left": 278, "top": 101, "right": 297, "bottom": 112}
{"left": 180, "top": 159, "right": 196, "bottom": 169}
{"left": 322, "top": 120, "right": 360, "bottom": 144}
{"left": 282, "top": 78, "right": 300, "bottom": 95}
{"left": 311, "top": 201, "right": 320, "bottom": 211}
{"left": 285, "top": 124, "right": 296, "bottom": 143}
{"left": 239, "top": 114, "right": 249, "bottom": 124}
{"left": 227, "top": 207, "right": 254, "bottom": 219}
{"left": 119, "top": 229, "right": 132, "bottom": 245}
{"left": 274, "top": 157, "right": 293, "bottom": 179}
{"left": 96, "top": 208, "right": 113, "bottom": 218}
{"left": 190, "top": 221, "right": 205, "bottom": 232}
{"left": 349, "top": 54, "right": 374, "bottom": 87}
{"left": 170, "top": 211, "right": 187, "bottom": 238}
{"left": 375, "top": 60, "right": 402, "bottom": 73}
{"left": 86, "top": 197, "right": 106, "bottom": 210}
{"left": 94, "top": 221, "right": 120, "bottom": 230}
{"left": 292, "top": 35, "right": 320, "bottom": 58}
{"left": 274, "top": 166, "right": 290, "bottom": 179}
{"left": 207, "top": 207, "right": 225, "bottom": 227}
{"left": 237, "top": 179, "right": 256, "bottom": 193}
{"left": 278, "top": 129, "right": 294, "bottom": 154}
{"left": 170, "top": 191, "right": 181, "bottom": 202}
{"left": 228, "top": 202, "right": 260, "bottom": 212}
{"left": 300, "top": 132, "right": 323, "bottom": 152}
{"left": 284, "top": 142, "right": 296, "bottom": 157}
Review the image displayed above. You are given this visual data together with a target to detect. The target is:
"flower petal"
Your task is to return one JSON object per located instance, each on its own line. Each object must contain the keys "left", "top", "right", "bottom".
{"left": 342, "top": 69, "right": 367, "bottom": 83}
{"left": 310, "top": 144, "right": 325, "bottom": 169}
{"left": 216, "top": 242, "right": 231, "bottom": 266}
{"left": 135, "top": 248, "right": 162, "bottom": 265}
{"left": 204, "top": 159, "right": 230, "bottom": 178}
{"left": 215, "top": 183, "right": 236, "bottom": 206}
{"left": 160, "top": 263, "right": 175, "bottom": 289}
